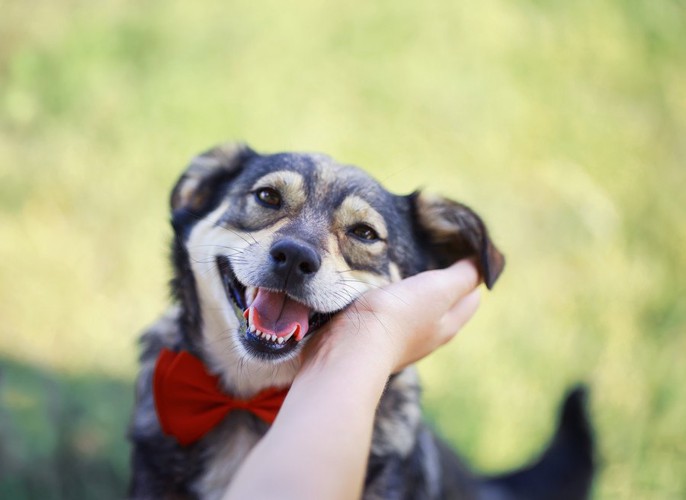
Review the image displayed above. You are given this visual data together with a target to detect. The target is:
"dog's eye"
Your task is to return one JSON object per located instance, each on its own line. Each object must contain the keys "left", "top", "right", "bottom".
{"left": 255, "top": 187, "right": 282, "bottom": 208}
{"left": 350, "top": 224, "right": 380, "bottom": 242}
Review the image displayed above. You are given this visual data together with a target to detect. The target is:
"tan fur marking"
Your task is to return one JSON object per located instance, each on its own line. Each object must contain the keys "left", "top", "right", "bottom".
{"left": 250, "top": 171, "right": 306, "bottom": 210}
{"left": 173, "top": 143, "right": 248, "bottom": 210}
{"left": 174, "top": 177, "right": 201, "bottom": 210}
{"left": 333, "top": 195, "right": 387, "bottom": 268}
{"left": 388, "top": 262, "right": 402, "bottom": 283}
{"left": 415, "top": 192, "right": 476, "bottom": 242}
{"left": 334, "top": 195, "right": 388, "bottom": 240}
{"left": 371, "top": 367, "right": 421, "bottom": 457}
{"left": 415, "top": 194, "right": 455, "bottom": 235}
{"left": 323, "top": 234, "right": 392, "bottom": 298}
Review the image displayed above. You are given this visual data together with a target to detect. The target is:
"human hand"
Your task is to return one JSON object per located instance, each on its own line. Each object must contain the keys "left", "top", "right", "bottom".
{"left": 302, "top": 259, "right": 481, "bottom": 374}
{"left": 227, "top": 260, "right": 480, "bottom": 500}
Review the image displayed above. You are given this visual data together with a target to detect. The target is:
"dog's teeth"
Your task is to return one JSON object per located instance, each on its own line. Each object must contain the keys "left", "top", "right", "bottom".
{"left": 270, "top": 334, "right": 276, "bottom": 342}
{"left": 248, "top": 308, "right": 256, "bottom": 332}
{"left": 283, "top": 324, "right": 298, "bottom": 342}
{"left": 256, "top": 330, "right": 263, "bottom": 338}
{"left": 277, "top": 337, "right": 284, "bottom": 345}
{"left": 246, "top": 287, "right": 257, "bottom": 307}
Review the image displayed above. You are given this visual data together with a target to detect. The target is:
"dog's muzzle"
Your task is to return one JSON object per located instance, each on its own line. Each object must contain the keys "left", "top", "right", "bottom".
{"left": 216, "top": 256, "right": 333, "bottom": 360}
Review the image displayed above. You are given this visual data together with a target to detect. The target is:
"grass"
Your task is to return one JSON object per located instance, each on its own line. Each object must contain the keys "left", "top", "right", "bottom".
{"left": 0, "top": 358, "right": 131, "bottom": 499}
{"left": 1, "top": 0, "right": 685, "bottom": 497}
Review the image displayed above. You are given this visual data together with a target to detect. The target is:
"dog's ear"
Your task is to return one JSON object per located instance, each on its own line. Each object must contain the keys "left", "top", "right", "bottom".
{"left": 170, "top": 143, "right": 255, "bottom": 230}
{"left": 411, "top": 192, "right": 505, "bottom": 289}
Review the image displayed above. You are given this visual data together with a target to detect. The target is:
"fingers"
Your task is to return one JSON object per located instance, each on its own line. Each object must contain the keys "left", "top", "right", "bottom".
{"left": 391, "top": 259, "right": 480, "bottom": 314}
{"left": 439, "top": 288, "right": 481, "bottom": 340}
{"left": 430, "top": 259, "right": 481, "bottom": 304}
{"left": 391, "top": 288, "right": 481, "bottom": 371}
{"left": 302, "top": 258, "right": 483, "bottom": 373}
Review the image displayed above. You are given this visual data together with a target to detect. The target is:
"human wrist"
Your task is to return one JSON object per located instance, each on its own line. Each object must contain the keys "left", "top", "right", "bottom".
{"left": 299, "top": 324, "right": 396, "bottom": 385}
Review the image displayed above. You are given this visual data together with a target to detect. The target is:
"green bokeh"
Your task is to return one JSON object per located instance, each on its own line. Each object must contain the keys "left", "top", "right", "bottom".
{"left": 1, "top": 0, "right": 684, "bottom": 498}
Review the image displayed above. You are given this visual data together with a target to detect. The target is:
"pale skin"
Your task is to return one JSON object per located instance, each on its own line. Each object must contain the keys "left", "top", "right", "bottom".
{"left": 224, "top": 260, "right": 481, "bottom": 500}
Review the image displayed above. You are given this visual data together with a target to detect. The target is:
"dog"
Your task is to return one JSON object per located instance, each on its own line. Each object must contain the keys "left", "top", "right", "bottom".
{"left": 128, "top": 143, "right": 595, "bottom": 499}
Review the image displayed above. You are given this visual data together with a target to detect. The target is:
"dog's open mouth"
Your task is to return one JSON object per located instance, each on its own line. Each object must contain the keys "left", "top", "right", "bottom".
{"left": 216, "top": 256, "right": 333, "bottom": 358}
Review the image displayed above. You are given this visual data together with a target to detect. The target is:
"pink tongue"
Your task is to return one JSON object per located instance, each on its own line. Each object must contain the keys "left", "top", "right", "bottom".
{"left": 247, "top": 289, "right": 311, "bottom": 341}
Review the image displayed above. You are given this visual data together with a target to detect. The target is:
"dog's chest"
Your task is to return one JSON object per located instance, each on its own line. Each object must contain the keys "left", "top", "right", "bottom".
{"left": 192, "top": 414, "right": 266, "bottom": 500}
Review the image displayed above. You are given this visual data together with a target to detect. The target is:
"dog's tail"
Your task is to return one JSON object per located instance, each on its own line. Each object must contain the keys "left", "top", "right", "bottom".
{"left": 478, "top": 386, "right": 596, "bottom": 500}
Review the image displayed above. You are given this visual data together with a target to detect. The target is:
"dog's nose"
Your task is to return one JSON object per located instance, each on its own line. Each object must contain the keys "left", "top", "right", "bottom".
{"left": 269, "top": 239, "right": 321, "bottom": 279}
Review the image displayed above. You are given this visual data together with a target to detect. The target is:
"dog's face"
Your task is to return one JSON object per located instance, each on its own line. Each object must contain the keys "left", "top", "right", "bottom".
{"left": 170, "top": 144, "right": 504, "bottom": 394}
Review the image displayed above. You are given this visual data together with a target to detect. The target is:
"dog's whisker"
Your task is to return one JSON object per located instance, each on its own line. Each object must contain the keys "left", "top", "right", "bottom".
{"left": 216, "top": 225, "right": 262, "bottom": 248}
{"left": 131, "top": 145, "right": 585, "bottom": 500}
{"left": 338, "top": 278, "right": 407, "bottom": 304}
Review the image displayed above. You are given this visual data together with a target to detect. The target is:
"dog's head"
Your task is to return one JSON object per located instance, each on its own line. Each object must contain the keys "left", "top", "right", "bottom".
{"left": 170, "top": 143, "right": 504, "bottom": 394}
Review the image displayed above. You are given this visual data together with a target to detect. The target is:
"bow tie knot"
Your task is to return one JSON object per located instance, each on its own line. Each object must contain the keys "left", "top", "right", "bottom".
{"left": 153, "top": 348, "right": 289, "bottom": 446}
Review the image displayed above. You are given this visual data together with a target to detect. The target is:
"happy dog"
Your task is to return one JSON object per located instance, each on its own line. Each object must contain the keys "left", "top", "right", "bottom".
{"left": 128, "top": 143, "right": 594, "bottom": 499}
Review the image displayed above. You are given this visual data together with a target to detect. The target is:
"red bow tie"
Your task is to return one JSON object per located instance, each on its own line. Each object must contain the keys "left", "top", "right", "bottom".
{"left": 153, "top": 348, "right": 289, "bottom": 446}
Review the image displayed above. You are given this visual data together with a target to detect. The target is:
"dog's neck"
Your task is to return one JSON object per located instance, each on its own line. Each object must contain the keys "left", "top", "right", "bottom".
{"left": 176, "top": 298, "right": 301, "bottom": 399}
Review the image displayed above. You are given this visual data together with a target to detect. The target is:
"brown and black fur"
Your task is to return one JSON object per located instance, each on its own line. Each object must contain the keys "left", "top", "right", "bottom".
{"left": 128, "top": 143, "right": 594, "bottom": 499}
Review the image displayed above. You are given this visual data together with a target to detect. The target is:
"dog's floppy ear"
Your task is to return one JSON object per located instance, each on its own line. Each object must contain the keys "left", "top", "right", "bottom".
{"left": 171, "top": 143, "right": 255, "bottom": 230}
{"left": 411, "top": 192, "right": 505, "bottom": 289}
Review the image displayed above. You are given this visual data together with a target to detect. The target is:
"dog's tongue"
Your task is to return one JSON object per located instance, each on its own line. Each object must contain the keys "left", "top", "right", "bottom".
{"left": 247, "top": 289, "right": 310, "bottom": 341}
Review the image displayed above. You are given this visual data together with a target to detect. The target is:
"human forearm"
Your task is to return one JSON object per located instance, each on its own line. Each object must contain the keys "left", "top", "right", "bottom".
{"left": 223, "top": 260, "right": 481, "bottom": 500}
{"left": 224, "top": 347, "right": 391, "bottom": 500}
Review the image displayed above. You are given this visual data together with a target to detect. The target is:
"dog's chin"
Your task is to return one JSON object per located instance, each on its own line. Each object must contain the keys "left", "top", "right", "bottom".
{"left": 216, "top": 256, "right": 335, "bottom": 364}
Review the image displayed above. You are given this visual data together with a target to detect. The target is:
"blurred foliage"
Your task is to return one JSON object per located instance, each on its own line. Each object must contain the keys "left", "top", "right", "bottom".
{"left": 1, "top": 0, "right": 684, "bottom": 498}
{"left": 0, "top": 358, "right": 130, "bottom": 499}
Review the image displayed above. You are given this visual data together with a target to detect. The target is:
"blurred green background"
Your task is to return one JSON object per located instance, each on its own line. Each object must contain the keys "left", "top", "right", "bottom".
{"left": 1, "top": 0, "right": 684, "bottom": 498}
